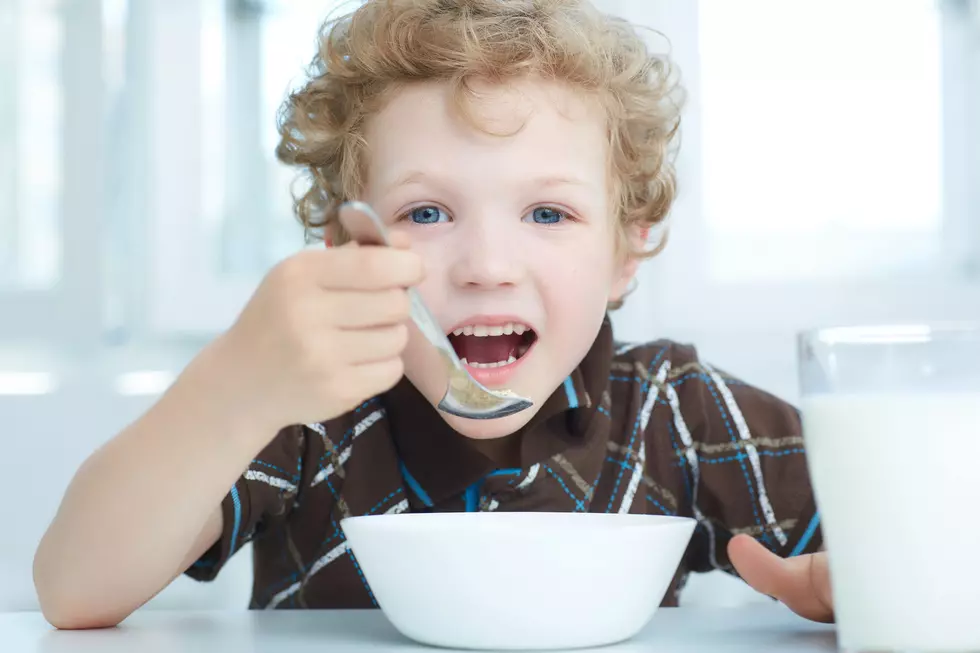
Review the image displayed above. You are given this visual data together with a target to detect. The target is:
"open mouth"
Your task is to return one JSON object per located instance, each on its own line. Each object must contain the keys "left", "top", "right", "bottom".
{"left": 447, "top": 322, "right": 538, "bottom": 369}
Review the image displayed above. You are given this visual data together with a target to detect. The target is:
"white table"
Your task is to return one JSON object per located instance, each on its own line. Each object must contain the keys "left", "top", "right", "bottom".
{"left": 1, "top": 604, "right": 838, "bottom": 652}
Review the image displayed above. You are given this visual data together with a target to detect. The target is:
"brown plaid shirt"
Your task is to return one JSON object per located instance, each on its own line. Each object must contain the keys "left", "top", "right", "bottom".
{"left": 186, "top": 317, "right": 822, "bottom": 609}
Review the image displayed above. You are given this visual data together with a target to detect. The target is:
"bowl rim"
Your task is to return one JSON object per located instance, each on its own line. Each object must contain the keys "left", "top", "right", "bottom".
{"left": 340, "top": 512, "right": 697, "bottom": 532}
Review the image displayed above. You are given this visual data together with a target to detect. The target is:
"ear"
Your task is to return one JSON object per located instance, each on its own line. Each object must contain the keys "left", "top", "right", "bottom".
{"left": 609, "top": 225, "right": 649, "bottom": 303}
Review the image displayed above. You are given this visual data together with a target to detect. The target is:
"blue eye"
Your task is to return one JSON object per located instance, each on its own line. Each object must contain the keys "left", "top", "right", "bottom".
{"left": 408, "top": 206, "right": 449, "bottom": 224}
{"left": 526, "top": 206, "right": 566, "bottom": 225}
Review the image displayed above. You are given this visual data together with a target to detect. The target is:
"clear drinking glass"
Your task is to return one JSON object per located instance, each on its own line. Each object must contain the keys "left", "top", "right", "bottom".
{"left": 798, "top": 324, "right": 980, "bottom": 653}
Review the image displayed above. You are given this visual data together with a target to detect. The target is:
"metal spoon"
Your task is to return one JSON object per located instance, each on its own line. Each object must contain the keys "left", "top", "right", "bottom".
{"left": 338, "top": 201, "right": 533, "bottom": 420}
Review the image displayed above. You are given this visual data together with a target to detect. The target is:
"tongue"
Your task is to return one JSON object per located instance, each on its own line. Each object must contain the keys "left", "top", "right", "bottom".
{"left": 451, "top": 334, "right": 523, "bottom": 364}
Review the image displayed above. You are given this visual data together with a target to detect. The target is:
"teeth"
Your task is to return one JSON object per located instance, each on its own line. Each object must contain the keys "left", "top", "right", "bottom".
{"left": 464, "top": 355, "right": 520, "bottom": 369}
{"left": 469, "top": 359, "right": 515, "bottom": 369}
{"left": 450, "top": 322, "right": 531, "bottom": 338}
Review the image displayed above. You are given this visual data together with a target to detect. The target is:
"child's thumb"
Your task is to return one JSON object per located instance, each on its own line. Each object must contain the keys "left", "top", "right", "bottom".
{"left": 728, "top": 534, "right": 785, "bottom": 599}
{"left": 388, "top": 231, "right": 412, "bottom": 250}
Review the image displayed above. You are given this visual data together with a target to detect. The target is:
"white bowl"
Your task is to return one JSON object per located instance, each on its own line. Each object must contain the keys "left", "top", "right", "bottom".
{"left": 340, "top": 512, "right": 696, "bottom": 650}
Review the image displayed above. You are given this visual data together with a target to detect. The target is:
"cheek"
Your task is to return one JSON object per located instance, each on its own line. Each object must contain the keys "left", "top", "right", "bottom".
{"left": 547, "top": 269, "right": 614, "bottom": 333}
{"left": 539, "top": 239, "right": 619, "bottom": 305}
{"left": 408, "top": 241, "right": 448, "bottom": 306}
{"left": 533, "top": 242, "right": 616, "bottom": 363}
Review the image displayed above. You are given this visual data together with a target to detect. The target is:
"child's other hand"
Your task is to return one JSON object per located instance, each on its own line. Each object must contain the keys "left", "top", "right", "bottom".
{"left": 728, "top": 534, "right": 835, "bottom": 624}
{"left": 215, "top": 232, "right": 423, "bottom": 434}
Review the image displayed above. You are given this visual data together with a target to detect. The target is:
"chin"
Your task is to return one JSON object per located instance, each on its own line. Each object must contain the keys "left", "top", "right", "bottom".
{"left": 441, "top": 406, "right": 542, "bottom": 440}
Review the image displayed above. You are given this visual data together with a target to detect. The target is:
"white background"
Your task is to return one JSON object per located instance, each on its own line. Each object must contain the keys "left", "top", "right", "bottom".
{"left": 1, "top": 0, "right": 979, "bottom": 613}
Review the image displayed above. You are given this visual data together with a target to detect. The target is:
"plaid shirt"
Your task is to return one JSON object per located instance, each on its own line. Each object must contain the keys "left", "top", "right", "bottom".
{"left": 187, "top": 317, "right": 822, "bottom": 609}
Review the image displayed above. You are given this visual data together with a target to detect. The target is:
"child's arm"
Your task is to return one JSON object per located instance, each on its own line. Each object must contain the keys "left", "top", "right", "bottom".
{"left": 33, "top": 242, "right": 423, "bottom": 629}
{"left": 33, "top": 340, "right": 262, "bottom": 629}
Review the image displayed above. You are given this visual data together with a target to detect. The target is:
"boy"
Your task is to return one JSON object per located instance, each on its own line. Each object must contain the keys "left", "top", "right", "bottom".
{"left": 34, "top": 0, "right": 833, "bottom": 629}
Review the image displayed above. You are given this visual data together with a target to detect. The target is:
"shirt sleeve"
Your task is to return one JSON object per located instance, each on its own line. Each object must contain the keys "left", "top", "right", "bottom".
{"left": 184, "top": 424, "right": 309, "bottom": 582}
{"left": 660, "top": 343, "right": 823, "bottom": 575}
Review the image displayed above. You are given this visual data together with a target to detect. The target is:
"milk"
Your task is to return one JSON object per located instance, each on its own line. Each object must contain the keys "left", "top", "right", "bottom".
{"left": 802, "top": 393, "right": 980, "bottom": 652}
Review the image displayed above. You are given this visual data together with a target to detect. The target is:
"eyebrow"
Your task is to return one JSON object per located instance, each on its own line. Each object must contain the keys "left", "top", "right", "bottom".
{"left": 385, "top": 170, "right": 594, "bottom": 193}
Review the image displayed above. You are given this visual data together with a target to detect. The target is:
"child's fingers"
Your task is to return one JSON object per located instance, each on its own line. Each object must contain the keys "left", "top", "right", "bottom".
{"left": 388, "top": 230, "right": 412, "bottom": 250}
{"left": 325, "top": 228, "right": 411, "bottom": 250}
{"left": 728, "top": 534, "right": 786, "bottom": 599}
{"left": 326, "top": 288, "right": 411, "bottom": 329}
{"left": 319, "top": 247, "right": 425, "bottom": 290}
{"left": 728, "top": 534, "right": 835, "bottom": 624}
{"left": 333, "top": 324, "right": 410, "bottom": 365}
{"left": 777, "top": 554, "right": 835, "bottom": 623}
{"left": 805, "top": 551, "right": 835, "bottom": 622}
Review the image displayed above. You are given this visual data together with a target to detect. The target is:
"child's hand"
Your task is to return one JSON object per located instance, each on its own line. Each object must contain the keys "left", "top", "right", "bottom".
{"left": 216, "top": 233, "right": 423, "bottom": 434}
{"left": 728, "top": 534, "right": 835, "bottom": 623}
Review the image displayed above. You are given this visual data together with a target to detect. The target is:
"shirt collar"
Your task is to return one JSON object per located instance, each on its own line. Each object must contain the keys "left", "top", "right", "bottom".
{"left": 382, "top": 316, "right": 614, "bottom": 506}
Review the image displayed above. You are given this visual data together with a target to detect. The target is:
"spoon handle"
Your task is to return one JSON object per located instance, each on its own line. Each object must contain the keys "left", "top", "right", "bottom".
{"left": 338, "top": 201, "right": 463, "bottom": 367}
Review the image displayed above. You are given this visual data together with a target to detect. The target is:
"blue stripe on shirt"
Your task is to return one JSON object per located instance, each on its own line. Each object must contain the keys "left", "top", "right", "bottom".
{"left": 790, "top": 512, "right": 821, "bottom": 557}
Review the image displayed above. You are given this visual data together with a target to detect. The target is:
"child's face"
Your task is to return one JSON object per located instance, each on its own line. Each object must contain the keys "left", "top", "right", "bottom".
{"left": 362, "top": 77, "right": 636, "bottom": 439}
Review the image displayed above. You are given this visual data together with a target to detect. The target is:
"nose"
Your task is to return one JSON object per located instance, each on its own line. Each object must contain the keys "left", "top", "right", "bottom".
{"left": 448, "top": 217, "right": 526, "bottom": 289}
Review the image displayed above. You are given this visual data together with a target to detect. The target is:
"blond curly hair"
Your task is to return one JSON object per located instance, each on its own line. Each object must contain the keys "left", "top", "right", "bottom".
{"left": 276, "top": 0, "right": 682, "bottom": 263}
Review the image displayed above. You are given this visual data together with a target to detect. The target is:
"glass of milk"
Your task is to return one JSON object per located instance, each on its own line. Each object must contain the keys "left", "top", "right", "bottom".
{"left": 799, "top": 324, "right": 980, "bottom": 653}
